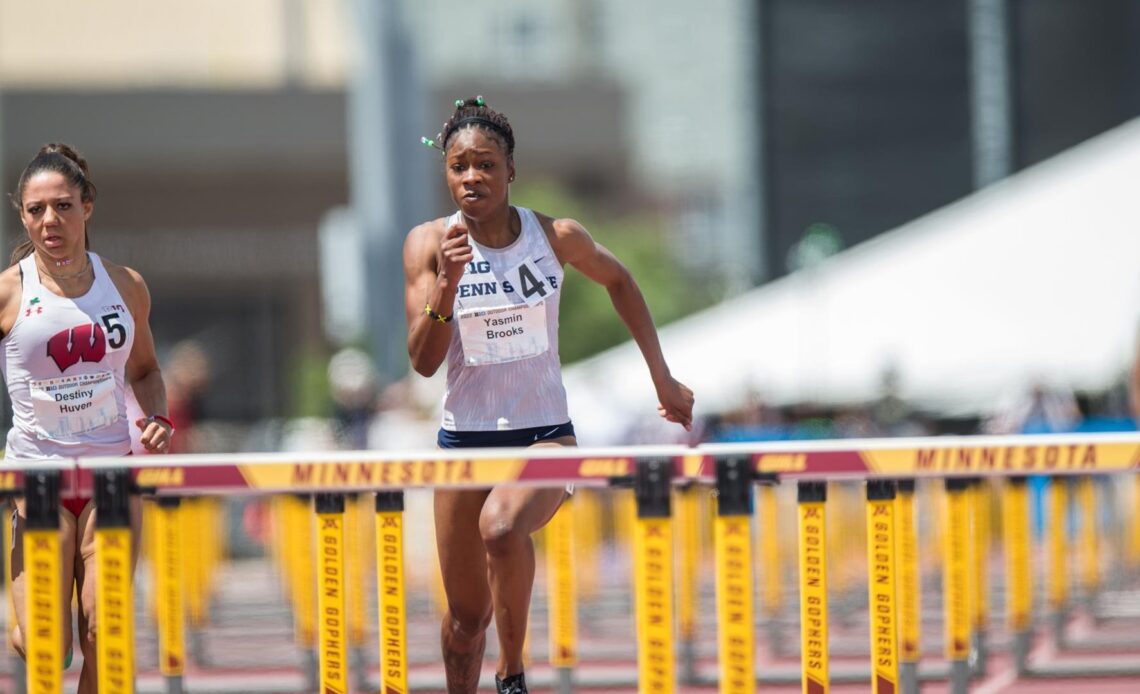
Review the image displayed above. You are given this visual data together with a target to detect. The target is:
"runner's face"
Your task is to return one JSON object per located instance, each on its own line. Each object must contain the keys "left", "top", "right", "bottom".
{"left": 445, "top": 129, "right": 513, "bottom": 219}
{"left": 19, "top": 172, "right": 92, "bottom": 259}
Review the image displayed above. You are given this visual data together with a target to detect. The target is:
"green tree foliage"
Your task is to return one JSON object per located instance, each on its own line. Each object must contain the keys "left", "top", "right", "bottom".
{"left": 513, "top": 181, "right": 716, "bottom": 365}
{"left": 291, "top": 349, "right": 333, "bottom": 418}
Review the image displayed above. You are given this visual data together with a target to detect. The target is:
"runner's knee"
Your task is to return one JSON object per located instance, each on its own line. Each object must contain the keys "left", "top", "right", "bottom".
{"left": 479, "top": 504, "right": 526, "bottom": 557}
{"left": 79, "top": 624, "right": 96, "bottom": 657}
{"left": 9, "top": 624, "right": 72, "bottom": 661}
{"left": 10, "top": 626, "right": 25, "bottom": 659}
{"left": 446, "top": 603, "right": 493, "bottom": 641}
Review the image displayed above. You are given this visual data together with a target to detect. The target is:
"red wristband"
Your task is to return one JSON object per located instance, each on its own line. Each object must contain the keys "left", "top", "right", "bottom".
{"left": 149, "top": 414, "right": 175, "bottom": 431}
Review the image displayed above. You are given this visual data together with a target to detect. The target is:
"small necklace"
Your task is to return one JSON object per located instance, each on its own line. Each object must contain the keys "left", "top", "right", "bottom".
{"left": 37, "top": 258, "right": 92, "bottom": 281}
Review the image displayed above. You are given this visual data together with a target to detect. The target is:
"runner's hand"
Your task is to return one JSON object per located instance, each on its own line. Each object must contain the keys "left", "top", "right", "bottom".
{"left": 655, "top": 376, "right": 695, "bottom": 431}
{"left": 439, "top": 221, "right": 473, "bottom": 283}
{"left": 135, "top": 416, "right": 173, "bottom": 453}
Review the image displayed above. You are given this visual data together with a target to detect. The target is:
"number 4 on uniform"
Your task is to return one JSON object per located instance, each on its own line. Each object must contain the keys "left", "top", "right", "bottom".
{"left": 506, "top": 258, "right": 549, "bottom": 307}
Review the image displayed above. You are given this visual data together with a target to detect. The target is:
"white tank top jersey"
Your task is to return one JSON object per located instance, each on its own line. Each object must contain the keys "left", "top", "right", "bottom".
{"left": 1, "top": 253, "right": 135, "bottom": 459}
{"left": 442, "top": 207, "right": 570, "bottom": 431}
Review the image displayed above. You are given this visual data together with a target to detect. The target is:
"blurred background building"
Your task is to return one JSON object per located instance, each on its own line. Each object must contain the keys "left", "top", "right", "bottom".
{"left": 1, "top": 0, "right": 1138, "bottom": 445}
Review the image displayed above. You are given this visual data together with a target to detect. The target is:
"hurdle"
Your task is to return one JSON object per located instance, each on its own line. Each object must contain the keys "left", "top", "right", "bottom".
{"left": 1, "top": 431, "right": 1139, "bottom": 692}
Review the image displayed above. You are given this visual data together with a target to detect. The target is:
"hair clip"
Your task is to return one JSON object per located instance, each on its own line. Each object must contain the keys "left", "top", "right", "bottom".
{"left": 421, "top": 136, "right": 442, "bottom": 151}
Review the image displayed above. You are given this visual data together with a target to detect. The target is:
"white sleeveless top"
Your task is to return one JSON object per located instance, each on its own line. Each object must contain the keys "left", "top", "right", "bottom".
{"left": 1, "top": 253, "right": 135, "bottom": 459}
{"left": 442, "top": 207, "right": 570, "bottom": 431}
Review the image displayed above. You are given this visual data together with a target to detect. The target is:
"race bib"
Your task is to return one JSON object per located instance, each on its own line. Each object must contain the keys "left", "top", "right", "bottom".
{"left": 457, "top": 303, "right": 549, "bottom": 366}
{"left": 504, "top": 257, "right": 553, "bottom": 308}
{"left": 29, "top": 371, "right": 121, "bottom": 440}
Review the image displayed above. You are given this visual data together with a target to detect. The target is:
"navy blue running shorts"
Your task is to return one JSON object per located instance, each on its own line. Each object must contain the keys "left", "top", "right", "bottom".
{"left": 437, "top": 421, "right": 576, "bottom": 449}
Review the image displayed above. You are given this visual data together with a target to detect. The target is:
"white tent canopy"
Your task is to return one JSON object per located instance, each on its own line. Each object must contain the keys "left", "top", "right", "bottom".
{"left": 565, "top": 117, "right": 1140, "bottom": 443}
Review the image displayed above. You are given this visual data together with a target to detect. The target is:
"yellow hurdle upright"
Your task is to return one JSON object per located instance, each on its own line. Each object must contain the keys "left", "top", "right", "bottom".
{"left": 375, "top": 492, "right": 408, "bottom": 694}
{"left": 675, "top": 485, "right": 701, "bottom": 684}
{"left": 345, "top": 494, "right": 368, "bottom": 649}
{"left": 895, "top": 480, "right": 919, "bottom": 694}
{"left": 797, "top": 481, "right": 829, "bottom": 694}
{"left": 546, "top": 495, "right": 577, "bottom": 694}
{"left": 93, "top": 469, "right": 136, "bottom": 694}
{"left": 345, "top": 494, "right": 369, "bottom": 692}
{"left": 1130, "top": 475, "right": 1140, "bottom": 571}
{"left": 1003, "top": 476, "right": 1032, "bottom": 675}
{"left": 23, "top": 470, "right": 63, "bottom": 694}
{"left": 632, "top": 458, "right": 675, "bottom": 694}
{"left": 943, "top": 478, "right": 971, "bottom": 694}
{"left": 573, "top": 489, "right": 602, "bottom": 603}
{"left": 286, "top": 494, "right": 318, "bottom": 688}
{"left": 714, "top": 457, "right": 755, "bottom": 694}
{"left": 315, "top": 493, "right": 348, "bottom": 694}
{"left": 183, "top": 499, "right": 206, "bottom": 632}
{"left": 1049, "top": 477, "right": 1070, "bottom": 647}
{"left": 154, "top": 496, "right": 186, "bottom": 692}
{"left": 970, "top": 479, "right": 990, "bottom": 676}
{"left": 758, "top": 485, "right": 784, "bottom": 654}
{"left": 1077, "top": 476, "right": 1100, "bottom": 614}
{"left": 865, "top": 480, "right": 898, "bottom": 694}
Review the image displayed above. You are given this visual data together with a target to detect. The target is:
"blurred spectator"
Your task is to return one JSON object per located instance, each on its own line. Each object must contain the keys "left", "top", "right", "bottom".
{"left": 985, "top": 381, "right": 1082, "bottom": 435}
{"left": 165, "top": 340, "right": 212, "bottom": 453}
{"left": 124, "top": 340, "right": 211, "bottom": 455}
{"left": 869, "top": 365, "right": 928, "bottom": 436}
{"left": 833, "top": 405, "right": 878, "bottom": 439}
{"left": 1131, "top": 327, "right": 1140, "bottom": 425}
{"left": 367, "top": 377, "right": 438, "bottom": 450}
{"left": 327, "top": 346, "right": 379, "bottom": 449}
{"left": 706, "top": 389, "right": 788, "bottom": 442}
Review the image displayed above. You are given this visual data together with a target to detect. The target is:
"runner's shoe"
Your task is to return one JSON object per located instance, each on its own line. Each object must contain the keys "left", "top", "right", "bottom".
{"left": 495, "top": 672, "right": 527, "bottom": 694}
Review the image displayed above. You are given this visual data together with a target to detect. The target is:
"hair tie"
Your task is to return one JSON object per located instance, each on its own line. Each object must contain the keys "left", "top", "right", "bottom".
{"left": 421, "top": 136, "right": 442, "bottom": 152}
{"left": 455, "top": 96, "right": 487, "bottom": 109}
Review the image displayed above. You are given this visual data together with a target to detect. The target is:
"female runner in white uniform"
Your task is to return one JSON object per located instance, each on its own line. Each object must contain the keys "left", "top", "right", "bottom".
{"left": 1, "top": 144, "right": 171, "bottom": 692}
{"left": 403, "top": 97, "right": 694, "bottom": 694}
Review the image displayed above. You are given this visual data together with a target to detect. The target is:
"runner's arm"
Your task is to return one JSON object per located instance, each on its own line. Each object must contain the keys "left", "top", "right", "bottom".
{"left": 118, "top": 267, "right": 171, "bottom": 451}
{"left": 552, "top": 218, "right": 694, "bottom": 430}
{"left": 405, "top": 222, "right": 454, "bottom": 376}
{"left": 0, "top": 266, "right": 23, "bottom": 338}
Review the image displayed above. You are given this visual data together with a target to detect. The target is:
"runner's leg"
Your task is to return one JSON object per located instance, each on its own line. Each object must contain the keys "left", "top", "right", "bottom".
{"left": 74, "top": 496, "right": 142, "bottom": 694}
{"left": 482, "top": 435, "right": 574, "bottom": 679}
{"left": 436, "top": 488, "right": 493, "bottom": 693}
{"left": 8, "top": 500, "right": 77, "bottom": 664}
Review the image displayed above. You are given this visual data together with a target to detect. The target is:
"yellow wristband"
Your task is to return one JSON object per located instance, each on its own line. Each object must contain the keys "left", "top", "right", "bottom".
{"left": 424, "top": 303, "right": 452, "bottom": 323}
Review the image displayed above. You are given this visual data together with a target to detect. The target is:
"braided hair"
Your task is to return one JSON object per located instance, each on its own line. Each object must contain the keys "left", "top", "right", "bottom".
{"left": 430, "top": 96, "right": 515, "bottom": 158}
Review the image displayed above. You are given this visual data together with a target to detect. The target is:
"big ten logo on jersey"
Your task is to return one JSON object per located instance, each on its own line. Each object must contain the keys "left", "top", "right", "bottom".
{"left": 458, "top": 260, "right": 499, "bottom": 299}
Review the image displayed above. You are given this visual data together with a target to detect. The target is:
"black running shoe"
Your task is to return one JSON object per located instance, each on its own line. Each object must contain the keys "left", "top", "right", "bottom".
{"left": 495, "top": 672, "right": 528, "bottom": 694}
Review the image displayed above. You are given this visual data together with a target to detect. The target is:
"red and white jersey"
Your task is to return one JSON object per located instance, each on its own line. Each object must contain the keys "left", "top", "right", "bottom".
{"left": 442, "top": 207, "right": 569, "bottom": 431}
{"left": 1, "top": 253, "right": 135, "bottom": 459}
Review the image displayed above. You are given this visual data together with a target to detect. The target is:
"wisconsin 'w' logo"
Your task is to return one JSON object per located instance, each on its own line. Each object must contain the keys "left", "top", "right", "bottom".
{"left": 46, "top": 324, "right": 107, "bottom": 372}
